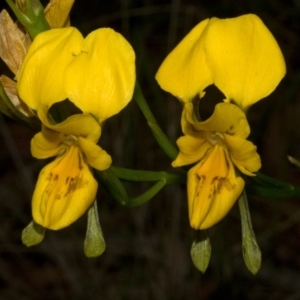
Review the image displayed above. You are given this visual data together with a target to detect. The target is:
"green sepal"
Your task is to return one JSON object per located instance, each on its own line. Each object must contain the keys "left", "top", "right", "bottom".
{"left": 84, "top": 201, "right": 106, "bottom": 258}
{"left": 190, "top": 230, "right": 211, "bottom": 273}
{"left": 6, "top": 0, "right": 50, "bottom": 39}
{"left": 22, "top": 220, "right": 45, "bottom": 246}
{"left": 238, "top": 191, "right": 261, "bottom": 275}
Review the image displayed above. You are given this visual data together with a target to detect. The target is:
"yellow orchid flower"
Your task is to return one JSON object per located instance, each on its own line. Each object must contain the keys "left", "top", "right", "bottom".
{"left": 173, "top": 102, "right": 261, "bottom": 229}
{"left": 17, "top": 27, "right": 136, "bottom": 230}
{"left": 156, "top": 14, "right": 286, "bottom": 111}
{"left": 155, "top": 14, "right": 286, "bottom": 229}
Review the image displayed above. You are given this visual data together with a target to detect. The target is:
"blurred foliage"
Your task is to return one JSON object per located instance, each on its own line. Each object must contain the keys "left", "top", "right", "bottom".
{"left": 1, "top": 0, "right": 300, "bottom": 299}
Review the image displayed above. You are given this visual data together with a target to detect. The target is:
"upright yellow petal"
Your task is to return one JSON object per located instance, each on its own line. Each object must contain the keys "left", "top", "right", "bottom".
{"left": 155, "top": 19, "right": 213, "bottom": 102}
{"left": 45, "top": 0, "right": 74, "bottom": 28}
{"left": 17, "top": 28, "right": 83, "bottom": 110}
{"left": 32, "top": 145, "right": 97, "bottom": 230}
{"left": 205, "top": 14, "right": 286, "bottom": 110}
{"left": 64, "top": 28, "right": 136, "bottom": 122}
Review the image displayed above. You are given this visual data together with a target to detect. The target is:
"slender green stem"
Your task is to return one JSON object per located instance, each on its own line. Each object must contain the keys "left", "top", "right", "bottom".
{"left": 94, "top": 167, "right": 130, "bottom": 206}
{"left": 95, "top": 166, "right": 186, "bottom": 208}
{"left": 126, "top": 180, "right": 166, "bottom": 207}
{"left": 133, "top": 83, "right": 179, "bottom": 161}
{"left": 111, "top": 166, "right": 186, "bottom": 184}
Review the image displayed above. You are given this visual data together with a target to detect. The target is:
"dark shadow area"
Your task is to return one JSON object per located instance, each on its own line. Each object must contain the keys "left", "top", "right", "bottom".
{"left": 0, "top": 0, "right": 300, "bottom": 299}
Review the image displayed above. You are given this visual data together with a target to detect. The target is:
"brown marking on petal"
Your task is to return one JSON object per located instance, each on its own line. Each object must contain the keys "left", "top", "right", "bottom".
{"left": 77, "top": 152, "right": 83, "bottom": 170}
{"left": 63, "top": 176, "right": 89, "bottom": 197}
{"left": 210, "top": 176, "right": 225, "bottom": 195}
{"left": 217, "top": 178, "right": 225, "bottom": 193}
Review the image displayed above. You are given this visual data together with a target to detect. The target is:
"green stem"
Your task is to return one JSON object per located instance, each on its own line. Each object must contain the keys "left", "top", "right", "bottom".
{"left": 127, "top": 180, "right": 166, "bottom": 207}
{"left": 111, "top": 166, "right": 186, "bottom": 184}
{"left": 95, "top": 166, "right": 185, "bottom": 208}
{"left": 133, "top": 83, "right": 179, "bottom": 161}
{"left": 94, "top": 167, "right": 130, "bottom": 206}
{"left": 6, "top": 0, "right": 50, "bottom": 39}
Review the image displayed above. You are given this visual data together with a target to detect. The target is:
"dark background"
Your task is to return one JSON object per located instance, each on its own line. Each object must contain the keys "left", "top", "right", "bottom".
{"left": 1, "top": 0, "right": 300, "bottom": 299}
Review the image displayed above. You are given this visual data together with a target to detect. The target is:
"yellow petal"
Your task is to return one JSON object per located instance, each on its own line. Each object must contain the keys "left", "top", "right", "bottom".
{"left": 64, "top": 28, "right": 136, "bottom": 122}
{"left": 31, "top": 126, "right": 65, "bottom": 159}
{"left": 38, "top": 105, "right": 101, "bottom": 143}
{"left": 32, "top": 145, "right": 97, "bottom": 230}
{"left": 44, "top": 0, "right": 74, "bottom": 28}
{"left": 0, "top": 10, "right": 27, "bottom": 75}
{"left": 187, "top": 145, "right": 244, "bottom": 229}
{"left": 78, "top": 137, "right": 112, "bottom": 171}
{"left": 189, "top": 103, "right": 250, "bottom": 138}
{"left": 17, "top": 27, "right": 83, "bottom": 110}
{"left": 180, "top": 103, "right": 196, "bottom": 135}
{"left": 155, "top": 19, "right": 213, "bottom": 102}
{"left": 205, "top": 14, "right": 286, "bottom": 110}
{"left": 224, "top": 134, "right": 261, "bottom": 175}
{"left": 172, "top": 135, "right": 211, "bottom": 167}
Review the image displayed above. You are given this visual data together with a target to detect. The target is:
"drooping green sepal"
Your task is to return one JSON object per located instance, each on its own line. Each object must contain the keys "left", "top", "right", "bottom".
{"left": 22, "top": 220, "right": 45, "bottom": 246}
{"left": 84, "top": 200, "right": 106, "bottom": 258}
{"left": 6, "top": 0, "right": 50, "bottom": 39}
{"left": 190, "top": 230, "right": 211, "bottom": 273}
{"left": 238, "top": 191, "right": 261, "bottom": 275}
